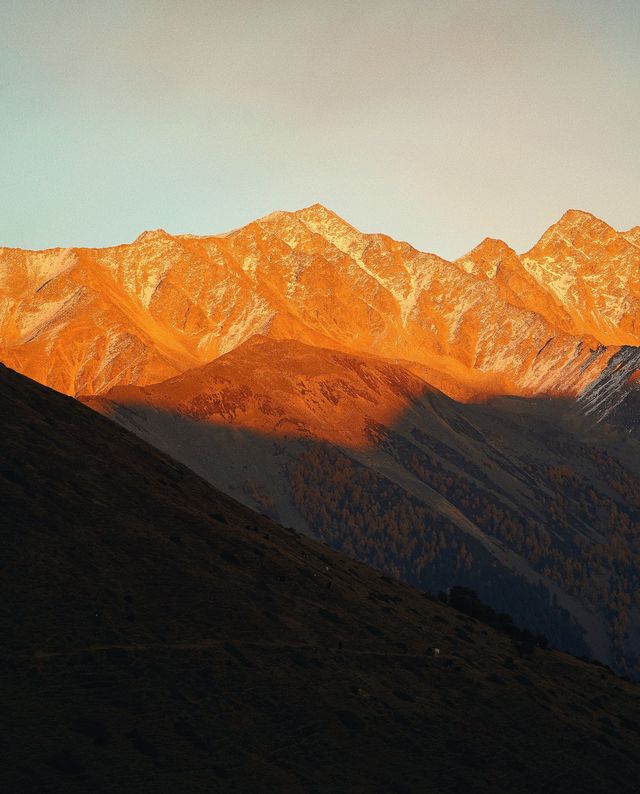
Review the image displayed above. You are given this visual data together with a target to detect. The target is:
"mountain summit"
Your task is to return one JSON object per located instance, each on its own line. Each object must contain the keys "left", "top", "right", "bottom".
{"left": 1, "top": 206, "right": 638, "bottom": 399}
{"left": 521, "top": 210, "right": 640, "bottom": 344}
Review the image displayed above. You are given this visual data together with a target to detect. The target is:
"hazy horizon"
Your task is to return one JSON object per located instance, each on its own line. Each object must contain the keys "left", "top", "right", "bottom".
{"left": 2, "top": 0, "right": 639, "bottom": 259}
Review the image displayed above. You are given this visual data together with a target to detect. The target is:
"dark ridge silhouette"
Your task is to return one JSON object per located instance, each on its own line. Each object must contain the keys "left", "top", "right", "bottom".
{"left": 3, "top": 363, "right": 640, "bottom": 793}
{"left": 442, "top": 586, "right": 550, "bottom": 653}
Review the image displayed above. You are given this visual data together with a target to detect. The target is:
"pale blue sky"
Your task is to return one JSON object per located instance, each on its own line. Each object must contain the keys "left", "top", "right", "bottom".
{"left": 1, "top": 0, "right": 639, "bottom": 258}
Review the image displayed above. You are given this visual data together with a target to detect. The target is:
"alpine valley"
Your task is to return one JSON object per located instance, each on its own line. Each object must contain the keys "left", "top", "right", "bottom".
{"left": 3, "top": 205, "right": 640, "bottom": 678}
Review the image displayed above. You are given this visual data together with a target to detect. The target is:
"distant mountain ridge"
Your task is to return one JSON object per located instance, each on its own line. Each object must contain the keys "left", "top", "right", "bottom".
{"left": 2, "top": 205, "right": 639, "bottom": 404}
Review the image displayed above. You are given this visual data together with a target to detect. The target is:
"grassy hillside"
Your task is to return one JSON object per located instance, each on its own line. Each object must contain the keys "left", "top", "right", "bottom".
{"left": 2, "top": 364, "right": 640, "bottom": 793}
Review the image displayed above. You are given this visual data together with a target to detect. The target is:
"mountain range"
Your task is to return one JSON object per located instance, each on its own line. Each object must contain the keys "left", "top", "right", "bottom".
{"left": 2, "top": 205, "right": 640, "bottom": 678}
{"left": 3, "top": 205, "right": 640, "bottom": 403}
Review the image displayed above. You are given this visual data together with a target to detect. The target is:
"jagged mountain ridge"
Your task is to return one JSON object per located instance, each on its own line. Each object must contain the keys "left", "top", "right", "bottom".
{"left": 521, "top": 210, "right": 640, "bottom": 345}
{"left": 2, "top": 205, "right": 639, "bottom": 401}
{"left": 86, "top": 336, "right": 640, "bottom": 677}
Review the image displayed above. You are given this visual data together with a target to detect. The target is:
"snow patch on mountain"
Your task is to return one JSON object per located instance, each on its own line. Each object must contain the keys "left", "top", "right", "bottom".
{"left": 577, "top": 347, "right": 640, "bottom": 423}
{"left": 20, "top": 289, "right": 86, "bottom": 343}
{"left": 217, "top": 294, "right": 275, "bottom": 355}
{"left": 26, "top": 249, "right": 77, "bottom": 289}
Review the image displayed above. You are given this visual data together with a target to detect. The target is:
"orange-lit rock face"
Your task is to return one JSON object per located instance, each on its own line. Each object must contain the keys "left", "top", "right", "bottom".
{"left": 87, "top": 336, "right": 438, "bottom": 448}
{"left": 521, "top": 210, "right": 640, "bottom": 345}
{"left": 0, "top": 246, "right": 199, "bottom": 395}
{"left": 1, "top": 204, "right": 638, "bottom": 399}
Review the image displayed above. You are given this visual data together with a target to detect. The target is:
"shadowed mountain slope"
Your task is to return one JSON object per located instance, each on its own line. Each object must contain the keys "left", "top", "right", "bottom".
{"left": 85, "top": 336, "right": 640, "bottom": 678}
{"left": 3, "top": 366, "right": 640, "bottom": 793}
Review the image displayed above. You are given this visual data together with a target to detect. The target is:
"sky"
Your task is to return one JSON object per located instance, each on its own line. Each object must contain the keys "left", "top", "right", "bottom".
{"left": 1, "top": 0, "right": 639, "bottom": 259}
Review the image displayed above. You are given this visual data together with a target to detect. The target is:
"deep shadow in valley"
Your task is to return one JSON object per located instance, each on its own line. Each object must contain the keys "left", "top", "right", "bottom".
{"left": 4, "top": 363, "right": 640, "bottom": 793}
{"left": 89, "top": 381, "right": 640, "bottom": 680}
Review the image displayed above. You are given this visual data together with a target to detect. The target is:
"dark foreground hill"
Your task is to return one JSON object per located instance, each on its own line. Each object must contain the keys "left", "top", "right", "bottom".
{"left": 2, "top": 364, "right": 640, "bottom": 793}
